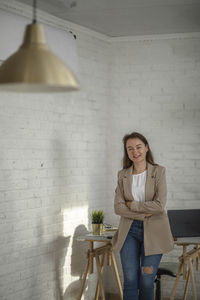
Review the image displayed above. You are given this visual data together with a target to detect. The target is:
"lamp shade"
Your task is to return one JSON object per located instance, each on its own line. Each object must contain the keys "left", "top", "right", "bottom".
{"left": 0, "top": 23, "right": 79, "bottom": 92}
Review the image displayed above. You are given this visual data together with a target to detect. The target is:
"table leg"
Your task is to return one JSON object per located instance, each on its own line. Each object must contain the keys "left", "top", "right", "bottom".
{"left": 196, "top": 254, "right": 199, "bottom": 271}
{"left": 95, "top": 253, "right": 105, "bottom": 300}
{"left": 107, "top": 248, "right": 111, "bottom": 266}
{"left": 189, "top": 259, "right": 197, "bottom": 300}
{"left": 77, "top": 257, "right": 90, "bottom": 300}
{"left": 111, "top": 251, "right": 123, "bottom": 300}
{"left": 170, "top": 261, "right": 183, "bottom": 300}
{"left": 183, "top": 267, "right": 190, "bottom": 300}
{"left": 89, "top": 241, "right": 94, "bottom": 274}
{"left": 95, "top": 252, "right": 106, "bottom": 300}
{"left": 183, "top": 245, "right": 187, "bottom": 280}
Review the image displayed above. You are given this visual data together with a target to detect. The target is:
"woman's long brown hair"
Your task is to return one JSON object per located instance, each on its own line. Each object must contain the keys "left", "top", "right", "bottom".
{"left": 122, "top": 132, "right": 156, "bottom": 169}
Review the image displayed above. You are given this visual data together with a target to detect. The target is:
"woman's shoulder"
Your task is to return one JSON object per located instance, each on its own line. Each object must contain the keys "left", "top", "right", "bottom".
{"left": 154, "top": 164, "right": 165, "bottom": 171}
{"left": 117, "top": 164, "right": 166, "bottom": 178}
{"left": 152, "top": 164, "right": 166, "bottom": 177}
{"left": 117, "top": 166, "right": 131, "bottom": 178}
{"left": 117, "top": 168, "right": 126, "bottom": 177}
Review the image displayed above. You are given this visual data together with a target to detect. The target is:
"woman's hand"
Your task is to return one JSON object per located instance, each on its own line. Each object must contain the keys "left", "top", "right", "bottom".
{"left": 125, "top": 201, "right": 132, "bottom": 209}
{"left": 145, "top": 213, "right": 152, "bottom": 218}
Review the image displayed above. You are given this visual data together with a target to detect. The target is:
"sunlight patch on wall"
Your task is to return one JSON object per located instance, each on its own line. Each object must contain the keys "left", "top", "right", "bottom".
{"left": 62, "top": 204, "right": 89, "bottom": 295}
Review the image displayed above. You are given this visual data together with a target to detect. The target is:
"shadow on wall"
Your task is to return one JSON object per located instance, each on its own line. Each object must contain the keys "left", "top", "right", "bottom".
{"left": 20, "top": 217, "right": 71, "bottom": 300}
{"left": 54, "top": 235, "right": 71, "bottom": 300}
{"left": 49, "top": 138, "right": 90, "bottom": 298}
{"left": 64, "top": 224, "right": 89, "bottom": 300}
{"left": 36, "top": 218, "right": 71, "bottom": 300}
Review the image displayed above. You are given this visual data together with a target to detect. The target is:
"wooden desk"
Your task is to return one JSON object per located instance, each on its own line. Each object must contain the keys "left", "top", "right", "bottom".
{"left": 170, "top": 237, "right": 200, "bottom": 300}
{"left": 76, "top": 233, "right": 123, "bottom": 300}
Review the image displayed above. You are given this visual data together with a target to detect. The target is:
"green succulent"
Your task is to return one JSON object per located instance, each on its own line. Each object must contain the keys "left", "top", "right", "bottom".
{"left": 91, "top": 210, "right": 104, "bottom": 224}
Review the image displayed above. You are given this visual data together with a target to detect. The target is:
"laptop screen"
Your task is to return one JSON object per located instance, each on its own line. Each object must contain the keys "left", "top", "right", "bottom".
{"left": 167, "top": 209, "right": 200, "bottom": 238}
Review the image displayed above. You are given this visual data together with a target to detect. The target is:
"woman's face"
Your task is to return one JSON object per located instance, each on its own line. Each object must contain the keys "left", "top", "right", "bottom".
{"left": 126, "top": 138, "right": 148, "bottom": 164}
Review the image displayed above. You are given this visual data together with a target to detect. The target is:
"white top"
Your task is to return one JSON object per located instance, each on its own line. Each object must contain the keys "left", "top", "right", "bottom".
{"left": 132, "top": 170, "right": 147, "bottom": 202}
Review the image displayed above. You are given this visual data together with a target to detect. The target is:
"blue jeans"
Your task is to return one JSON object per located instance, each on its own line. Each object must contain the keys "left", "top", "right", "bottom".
{"left": 120, "top": 220, "right": 162, "bottom": 300}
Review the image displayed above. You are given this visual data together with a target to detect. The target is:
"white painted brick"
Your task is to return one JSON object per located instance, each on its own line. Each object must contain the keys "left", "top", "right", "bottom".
{"left": 1, "top": 16, "right": 111, "bottom": 300}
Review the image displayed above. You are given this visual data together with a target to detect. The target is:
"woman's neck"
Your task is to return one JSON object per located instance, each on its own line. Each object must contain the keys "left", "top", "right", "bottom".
{"left": 133, "top": 162, "right": 147, "bottom": 174}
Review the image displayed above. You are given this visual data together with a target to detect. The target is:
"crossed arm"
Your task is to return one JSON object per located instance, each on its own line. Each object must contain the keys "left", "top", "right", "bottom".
{"left": 114, "top": 167, "right": 166, "bottom": 219}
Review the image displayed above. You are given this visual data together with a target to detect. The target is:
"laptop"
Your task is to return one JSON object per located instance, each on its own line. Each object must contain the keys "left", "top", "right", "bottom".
{"left": 167, "top": 209, "right": 200, "bottom": 238}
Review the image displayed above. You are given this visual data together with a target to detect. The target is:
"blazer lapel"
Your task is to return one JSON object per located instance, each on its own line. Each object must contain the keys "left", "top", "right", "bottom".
{"left": 123, "top": 166, "right": 134, "bottom": 201}
{"left": 145, "top": 163, "right": 156, "bottom": 201}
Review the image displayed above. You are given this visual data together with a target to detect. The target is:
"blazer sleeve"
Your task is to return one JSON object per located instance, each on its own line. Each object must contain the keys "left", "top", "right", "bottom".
{"left": 114, "top": 171, "right": 146, "bottom": 220}
{"left": 130, "top": 167, "right": 167, "bottom": 214}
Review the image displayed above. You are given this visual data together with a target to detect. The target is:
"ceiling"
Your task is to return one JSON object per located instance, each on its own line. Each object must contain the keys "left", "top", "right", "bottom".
{"left": 17, "top": 0, "right": 200, "bottom": 37}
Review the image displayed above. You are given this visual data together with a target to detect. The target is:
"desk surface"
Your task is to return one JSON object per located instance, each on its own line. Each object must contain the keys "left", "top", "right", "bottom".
{"left": 76, "top": 232, "right": 116, "bottom": 242}
{"left": 77, "top": 234, "right": 200, "bottom": 245}
{"left": 175, "top": 237, "right": 200, "bottom": 245}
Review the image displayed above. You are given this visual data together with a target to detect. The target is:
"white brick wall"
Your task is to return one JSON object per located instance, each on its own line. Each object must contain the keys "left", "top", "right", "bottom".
{"left": 106, "top": 37, "right": 200, "bottom": 299}
{"left": 0, "top": 3, "right": 200, "bottom": 300}
{"left": 0, "top": 15, "right": 110, "bottom": 299}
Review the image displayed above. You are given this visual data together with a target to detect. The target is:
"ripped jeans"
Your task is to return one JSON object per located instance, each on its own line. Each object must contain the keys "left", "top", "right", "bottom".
{"left": 120, "top": 220, "right": 162, "bottom": 300}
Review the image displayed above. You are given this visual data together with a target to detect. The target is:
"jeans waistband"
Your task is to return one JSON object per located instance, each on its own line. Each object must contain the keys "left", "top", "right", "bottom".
{"left": 132, "top": 219, "right": 143, "bottom": 228}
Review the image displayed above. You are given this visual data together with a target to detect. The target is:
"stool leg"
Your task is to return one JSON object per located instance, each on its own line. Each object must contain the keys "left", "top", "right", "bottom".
{"left": 95, "top": 253, "right": 105, "bottom": 300}
{"left": 111, "top": 251, "right": 123, "bottom": 300}
{"left": 95, "top": 253, "right": 106, "bottom": 300}
{"left": 77, "top": 257, "right": 90, "bottom": 300}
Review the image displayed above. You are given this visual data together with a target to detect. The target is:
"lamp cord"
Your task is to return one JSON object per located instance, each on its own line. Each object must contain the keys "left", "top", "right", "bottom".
{"left": 32, "top": 0, "right": 37, "bottom": 24}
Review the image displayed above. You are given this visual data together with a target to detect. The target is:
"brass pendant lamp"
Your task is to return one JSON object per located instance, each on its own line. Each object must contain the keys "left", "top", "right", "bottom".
{"left": 0, "top": 0, "right": 79, "bottom": 92}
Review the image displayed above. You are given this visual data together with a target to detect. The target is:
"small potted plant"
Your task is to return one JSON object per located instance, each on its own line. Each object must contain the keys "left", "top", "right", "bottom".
{"left": 91, "top": 210, "right": 104, "bottom": 235}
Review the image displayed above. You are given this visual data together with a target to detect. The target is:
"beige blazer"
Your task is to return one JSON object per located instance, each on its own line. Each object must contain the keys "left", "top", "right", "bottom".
{"left": 112, "top": 163, "right": 174, "bottom": 256}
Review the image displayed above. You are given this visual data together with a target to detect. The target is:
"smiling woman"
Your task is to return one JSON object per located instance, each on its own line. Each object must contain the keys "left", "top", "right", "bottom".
{"left": 123, "top": 132, "right": 155, "bottom": 171}
{"left": 112, "top": 131, "right": 174, "bottom": 300}
{"left": 126, "top": 138, "right": 148, "bottom": 172}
